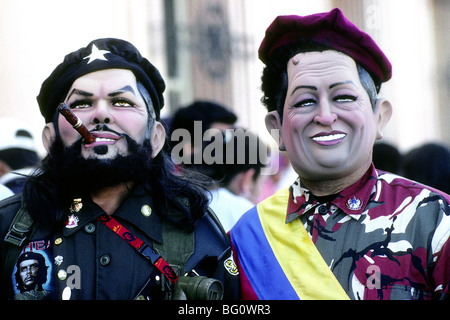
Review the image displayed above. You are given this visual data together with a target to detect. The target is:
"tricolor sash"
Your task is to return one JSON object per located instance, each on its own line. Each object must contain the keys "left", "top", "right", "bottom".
{"left": 231, "top": 188, "right": 349, "bottom": 300}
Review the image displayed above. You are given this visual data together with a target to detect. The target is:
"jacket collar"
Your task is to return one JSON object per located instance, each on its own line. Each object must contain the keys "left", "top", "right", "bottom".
{"left": 286, "top": 164, "right": 378, "bottom": 223}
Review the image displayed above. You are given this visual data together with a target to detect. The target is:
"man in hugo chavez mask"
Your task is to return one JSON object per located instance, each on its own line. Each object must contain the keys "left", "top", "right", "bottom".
{"left": 230, "top": 8, "right": 450, "bottom": 300}
{"left": 0, "top": 38, "right": 239, "bottom": 300}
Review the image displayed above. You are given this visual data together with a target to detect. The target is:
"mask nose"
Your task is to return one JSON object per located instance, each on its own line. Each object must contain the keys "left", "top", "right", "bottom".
{"left": 94, "top": 117, "right": 110, "bottom": 124}
{"left": 91, "top": 101, "right": 113, "bottom": 125}
{"left": 313, "top": 101, "right": 337, "bottom": 126}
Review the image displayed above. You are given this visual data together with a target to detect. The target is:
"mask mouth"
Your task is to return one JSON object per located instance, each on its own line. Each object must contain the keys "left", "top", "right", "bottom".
{"left": 84, "top": 132, "right": 122, "bottom": 148}
{"left": 311, "top": 131, "right": 347, "bottom": 146}
{"left": 83, "top": 125, "right": 125, "bottom": 148}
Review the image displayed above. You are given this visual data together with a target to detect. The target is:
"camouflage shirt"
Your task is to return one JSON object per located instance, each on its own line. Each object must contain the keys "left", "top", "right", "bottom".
{"left": 286, "top": 164, "right": 450, "bottom": 300}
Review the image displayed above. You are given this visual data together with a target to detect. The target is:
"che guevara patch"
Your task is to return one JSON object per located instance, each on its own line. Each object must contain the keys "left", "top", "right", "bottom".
{"left": 11, "top": 239, "right": 56, "bottom": 300}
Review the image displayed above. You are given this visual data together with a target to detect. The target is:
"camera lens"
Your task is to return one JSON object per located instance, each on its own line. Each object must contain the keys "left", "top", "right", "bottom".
{"left": 178, "top": 276, "right": 224, "bottom": 300}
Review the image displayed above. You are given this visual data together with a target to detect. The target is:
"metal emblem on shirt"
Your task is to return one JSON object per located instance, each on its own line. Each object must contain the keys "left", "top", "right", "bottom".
{"left": 54, "top": 255, "right": 64, "bottom": 266}
{"left": 65, "top": 214, "right": 79, "bottom": 229}
{"left": 70, "top": 198, "right": 83, "bottom": 213}
{"left": 224, "top": 256, "right": 239, "bottom": 275}
{"left": 346, "top": 197, "right": 363, "bottom": 211}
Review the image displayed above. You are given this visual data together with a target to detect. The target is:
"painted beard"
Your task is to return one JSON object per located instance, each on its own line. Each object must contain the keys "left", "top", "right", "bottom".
{"left": 48, "top": 133, "right": 154, "bottom": 197}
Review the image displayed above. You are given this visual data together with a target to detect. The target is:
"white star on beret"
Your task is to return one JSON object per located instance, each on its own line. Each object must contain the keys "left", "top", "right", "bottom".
{"left": 83, "top": 44, "right": 110, "bottom": 64}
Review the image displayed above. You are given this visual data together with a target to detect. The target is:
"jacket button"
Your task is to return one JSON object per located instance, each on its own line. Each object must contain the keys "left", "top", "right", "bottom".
{"left": 58, "top": 269, "right": 67, "bottom": 280}
{"left": 84, "top": 223, "right": 96, "bottom": 233}
{"left": 318, "top": 205, "right": 328, "bottom": 215}
{"left": 99, "top": 254, "right": 111, "bottom": 266}
{"left": 141, "top": 205, "right": 152, "bottom": 217}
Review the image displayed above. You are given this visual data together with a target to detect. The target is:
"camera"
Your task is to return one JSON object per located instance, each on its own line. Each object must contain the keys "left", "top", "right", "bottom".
{"left": 177, "top": 276, "right": 223, "bottom": 300}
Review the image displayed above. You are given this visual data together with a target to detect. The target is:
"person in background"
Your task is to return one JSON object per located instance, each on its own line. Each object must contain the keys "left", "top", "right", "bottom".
{"left": 0, "top": 117, "right": 41, "bottom": 193}
{"left": 0, "top": 185, "right": 13, "bottom": 201}
{"left": 229, "top": 8, "right": 450, "bottom": 300}
{"left": 372, "top": 142, "right": 402, "bottom": 174}
{"left": 402, "top": 142, "right": 450, "bottom": 194}
{"left": 169, "top": 100, "right": 237, "bottom": 164}
{"left": 169, "top": 101, "right": 269, "bottom": 232}
{"left": 258, "top": 151, "right": 297, "bottom": 201}
{"left": 206, "top": 129, "right": 269, "bottom": 232}
{"left": 170, "top": 101, "right": 248, "bottom": 231}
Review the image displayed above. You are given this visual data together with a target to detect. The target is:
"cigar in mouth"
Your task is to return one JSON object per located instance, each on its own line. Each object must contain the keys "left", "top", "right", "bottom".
{"left": 58, "top": 103, "right": 96, "bottom": 144}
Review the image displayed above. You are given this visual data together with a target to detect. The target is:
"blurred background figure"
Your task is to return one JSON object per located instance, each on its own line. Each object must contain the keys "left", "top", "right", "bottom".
{"left": 168, "top": 100, "right": 270, "bottom": 231}
{"left": 258, "top": 152, "right": 297, "bottom": 201}
{"left": 0, "top": 117, "right": 41, "bottom": 193}
{"left": 402, "top": 143, "right": 450, "bottom": 194}
{"left": 372, "top": 142, "right": 403, "bottom": 174}
{"left": 168, "top": 100, "right": 237, "bottom": 164}
{"left": 205, "top": 129, "right": 269, "bottom": 232}
{"left": 0, "top": 184, "right": 13, "bottom": 201}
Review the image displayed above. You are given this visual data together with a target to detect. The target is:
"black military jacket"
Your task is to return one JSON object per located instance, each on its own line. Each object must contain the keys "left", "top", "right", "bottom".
{"left": 0, "top": 185, "right": 240, "bottom": 300}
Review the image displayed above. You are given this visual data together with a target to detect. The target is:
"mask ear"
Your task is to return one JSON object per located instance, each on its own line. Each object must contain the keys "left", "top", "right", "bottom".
{"left": 265, "top": 111, "right": 285, "bottom": 151}
{"left": 374, "top": 99, "right": 393, "bottom": 140}
{"left": 150, "top": 121, "right": 166, "bottom": 158}
{"left": 42, "top": 122, "right": 56, "bottom": 154}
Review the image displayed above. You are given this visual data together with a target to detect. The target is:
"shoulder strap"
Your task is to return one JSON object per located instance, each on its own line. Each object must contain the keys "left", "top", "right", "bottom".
{"left": 4, "top": 204, "right": 35, "bottom": 246}
{"left": 1, "top": 199, "right": 37, "bottom": 299}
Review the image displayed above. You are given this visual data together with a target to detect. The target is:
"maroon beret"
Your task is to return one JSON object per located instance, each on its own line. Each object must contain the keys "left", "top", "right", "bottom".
{"left": 258, "top": 8, "right": 392, "bottom": 85}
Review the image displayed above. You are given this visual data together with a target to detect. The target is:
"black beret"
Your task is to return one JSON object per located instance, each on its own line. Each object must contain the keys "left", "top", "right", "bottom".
{"left": 37, "top": 38, "right": 165, "bottom": 123}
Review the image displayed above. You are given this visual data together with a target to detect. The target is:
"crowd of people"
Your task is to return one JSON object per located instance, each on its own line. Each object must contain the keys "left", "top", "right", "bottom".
{"left": 0, "top": 7, "right": 448, "bottom": 301}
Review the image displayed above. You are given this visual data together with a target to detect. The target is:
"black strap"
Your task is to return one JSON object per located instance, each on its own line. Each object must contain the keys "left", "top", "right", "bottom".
{"left": 4, "top": 205, "right": 35, "bottom": 246}
{"left": 1, "top": 201, "right": 37, "bottom": 299}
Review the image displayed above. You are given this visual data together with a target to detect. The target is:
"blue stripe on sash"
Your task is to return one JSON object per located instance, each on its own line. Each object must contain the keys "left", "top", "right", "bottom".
{"left": 231, "top": 206, "right": 299, "bottom": 299}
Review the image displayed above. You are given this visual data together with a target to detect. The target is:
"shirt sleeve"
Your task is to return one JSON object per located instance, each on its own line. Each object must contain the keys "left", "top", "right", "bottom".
{"left": 428, "top": 193, "right": 450, "bottom": 299}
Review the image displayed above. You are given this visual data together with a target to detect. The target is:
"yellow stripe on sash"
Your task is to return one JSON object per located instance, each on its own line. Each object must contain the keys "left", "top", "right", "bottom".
{"left": 257, "top": 188, "right": 350, "bottom": 300}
